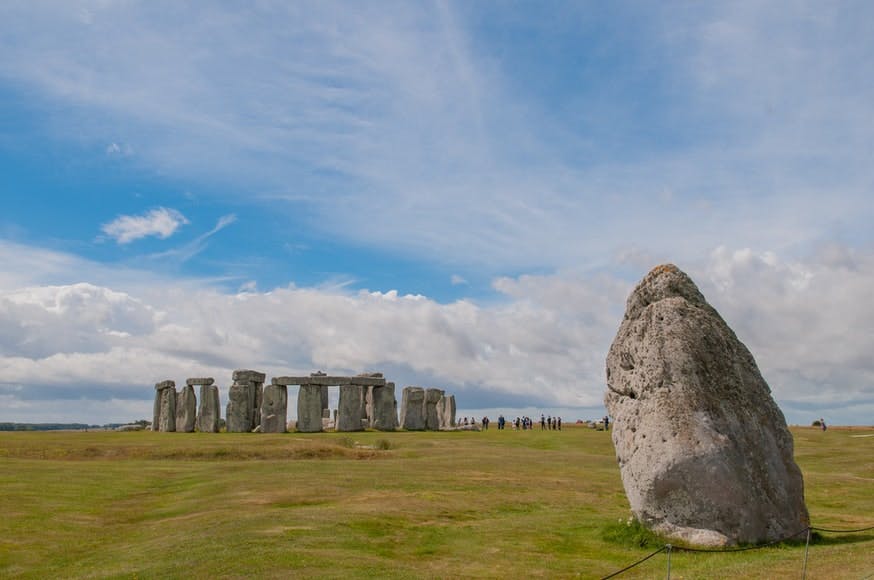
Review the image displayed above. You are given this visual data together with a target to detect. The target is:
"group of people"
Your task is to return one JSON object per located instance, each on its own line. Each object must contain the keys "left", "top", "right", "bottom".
{"left": 489, "top": 415, "right": 562, "bottom": 431}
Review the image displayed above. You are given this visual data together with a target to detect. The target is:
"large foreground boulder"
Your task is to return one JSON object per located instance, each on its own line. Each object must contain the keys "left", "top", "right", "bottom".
{"left": 605, "top": 264, "right": 808, "bottom": 547}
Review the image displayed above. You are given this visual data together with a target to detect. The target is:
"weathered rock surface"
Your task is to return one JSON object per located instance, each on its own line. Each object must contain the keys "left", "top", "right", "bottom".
{"left": 424, "top": 388, "right": 444, "bottom": 431}
{"left": 400, "top": 387, "right": 426, "bottom": 431}
{"left": 370, "top": 382, "right": 399, "bottom": 431}
{"left": 175, "top": 385, "right": 197, "bottom": 432}
{"left": 320, "top": 387, "right": 329, "bottom": 415}
{"left": 260, "top": 384, "right": 288, "bottom": 433}
{"left": 226, "top": 369, "right": 265, "bottom": 432}
{"left": 154, "top": 380, "right": 176, "bottom": 432}
{"left": 196, "top": 384, "right": 221, "bottom": 433}
{"left": 297, "top": 384, "right": 324, "bottom": 432}
{"left": 437, "top": 394, "right": 456, "bottom": 430}
{"left": 186, "top": 377, "right": 215, "bottom": 386}
{"left": 226, "top": 383, "right": 252, "bottom": 433}
{"left": 337, "top": 384, "right": 367, "bottom": 432}
{"left": 605, "top": 264, "right": 809, "bottom": 547}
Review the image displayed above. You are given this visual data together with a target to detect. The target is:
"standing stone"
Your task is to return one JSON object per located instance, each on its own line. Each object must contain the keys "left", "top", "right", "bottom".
{"left": 175, "top": 385, "right": 197, "bottom": 432}
{"left": 365, "top": 386, "right": 375, "bottom": 427}
{"left": 400, "top": 386, "right": 426, "bottom": 431}
{"left": 253, "top": 382, "right": 263, "bottom": 429}
{"left": 195, "top": 381, "right": 220, "bottom": 433}
{"left": 297, "top": 384, "right": 324, "bottom": 433}
{"left": 226, "top": 383, "right": 252, "bottom": 433}
{"left": 370, "top": 382, "right": 399, "bottom": 431}
{"left": 153, "top": 380, "right": 176, "bottom": 432}
{"left": 424, "top": 388, "right": 444, "bottom": 431}
{"left": 228, "top": 370, "right": 265, "bottom": 432}
{"left": 437, "top": 394, "right": 456, "bottom": 430}
{"left": 320, "top": 388, "right": 329, "bottom": 416}
{"left": 605, "top": 264, "right": 809, "bottom": 547}
{"left": 337, "top": 384, "right": 367, "bottom": 432}
{"left": 260, "top": 384, "right": 288, "bottom": 433}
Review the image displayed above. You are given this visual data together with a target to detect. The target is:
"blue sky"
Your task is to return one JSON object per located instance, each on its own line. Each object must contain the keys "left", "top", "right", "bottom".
{"left": 1, "top": 1, "right": 873, "bottom": 425}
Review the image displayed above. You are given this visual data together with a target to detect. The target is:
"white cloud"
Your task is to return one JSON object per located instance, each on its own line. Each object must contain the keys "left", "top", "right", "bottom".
{"left": 101, "top": 207, "right": 189, "bottom": 244}
{"left": 450, "top": 274, "right": 467, "bottom": 286}
{"left": 148, "top": 213, "right": 236, "bottom": 263}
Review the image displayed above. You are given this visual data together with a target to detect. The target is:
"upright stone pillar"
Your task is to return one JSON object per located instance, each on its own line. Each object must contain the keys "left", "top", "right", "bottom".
{"left": 260, "top": 384, "right": 288, "bottom": 433}
{"left": 400, "top": 386, "right": 426, "bottom": 431}
{"left": 425, "top": 388, "right": 444, "bottom": 431}
{"left": 438, "top": 394, "right": 456, "bottom": 430}
{"left": 153, "top": 380, "right": 176, "bottom": 432}
{"left": 337, "top": 384, "right": 367, "bottom": 432}
{"left": 297, "top": 384, "right": 324, "bottom": 433}
{"left": 226, "top": 383, "right": 251, "bottom": 433}
{"left": 175, "top": 384, "right": 197, "bottom": 432}
{"left": 320, "top": 388, "right": 329, "bottom": 416}
{"left": 227, "top": 370, "right": 265, "bottom": 432}
{"left": 191, "top": 378, "right": 220, "bottom": 433}
{"left": 365, "top": 386, "right": 375, "bottom": 427}
{"left": 371, "top": 382, "right": 399, "bottom": 431}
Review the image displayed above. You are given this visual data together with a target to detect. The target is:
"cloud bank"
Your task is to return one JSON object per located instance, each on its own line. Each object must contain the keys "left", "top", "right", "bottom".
{"left": 1, "top": 242, "right": 872, "bottom": 425}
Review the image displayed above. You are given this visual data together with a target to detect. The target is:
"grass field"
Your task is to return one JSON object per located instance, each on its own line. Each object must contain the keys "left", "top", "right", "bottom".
{"left": 1, "top": 425, "right": 871, "bottom": 579}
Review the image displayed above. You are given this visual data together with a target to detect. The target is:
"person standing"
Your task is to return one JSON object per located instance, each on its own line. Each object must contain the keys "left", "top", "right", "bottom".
{"left": 604, "top": 415, "right": 610, "bottom": 431}
{"left": 820, "top": 417, "right": 827, "bottom": 431}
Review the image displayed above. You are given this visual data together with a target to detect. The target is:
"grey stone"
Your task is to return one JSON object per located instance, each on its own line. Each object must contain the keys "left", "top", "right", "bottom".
{"left": 175, "top": 385, "right": 197, "bottom": 432}
{"left": 196, "top": 384, "right": 221, "bottom": 433}
{"left": 157, "top": 384, "right": 176, "bottom": 432}
{"left": 225, "top": 369, "right": 265, "bottom": 432}
{"left": 152, "top": 391, "right": 161, "bottom": 432}
{"left": 272, "top": 375, "right": 386, "bottom": 387}
{"left": 226, "top": 383, "right": 252, "bottom": 433}
{"left": 437, "top": 394, "right": 456, "bottom": 430}
{"left": 252, "top": 381, "right": 263, "bottom": 429}
{"left": 370, "top": 382, "right": 399, "bottom": 431}
{"left": 337, "top": 384, "right": 367, "bottom": 432}
{"left": 297, "top": 384, "right": 324, "bottom": 433}
{"left": 400, "top": 386, "right": 426, "bottom": 431}
{"left": 424, "top": 388, "right": 444, "bottom": 431}
{"left": 605, "top": 264, "right": 809, "bottom": 547}
{"left": 232, "top": 369, "right": 266, "bottom": 382}
{"left": 154, "top": 380, "right": 175, "bottom": 391}
{"left": 260, "top": 384, "right": 288, "bottom": 433}
{"left": 186, "top": 377, "right": 214, "bottom": 386}
{"left": 153, "top": 379, "right": 176, "bottom": 430}
{"left": 320, "top": 387, "right": 329, "bottom": 414}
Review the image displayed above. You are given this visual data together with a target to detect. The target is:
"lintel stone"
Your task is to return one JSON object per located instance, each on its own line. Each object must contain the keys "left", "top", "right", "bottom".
{"left": 272, "top": 376, "right": 386, "bottom": 387}
{"left": 186, "top": 377, "right": 215, "bottom": 386}
{"left": 233, "top": 369, "right": 266, "bottom": 382}
{"left": 155, "top": 380, "right": 175, "bottom": 391}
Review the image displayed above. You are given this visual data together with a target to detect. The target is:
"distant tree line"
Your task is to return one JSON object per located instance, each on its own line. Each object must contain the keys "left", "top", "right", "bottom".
{"left": 0, "top": 419, "right": 152, "bottom": 432}
{"left": 0, "top": 423, "right": 96, "bottom": 431}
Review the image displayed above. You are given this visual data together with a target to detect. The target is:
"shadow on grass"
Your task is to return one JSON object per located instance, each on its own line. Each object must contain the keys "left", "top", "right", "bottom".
{"left": 813, "top": 532, "right": 874, "bottom": 546}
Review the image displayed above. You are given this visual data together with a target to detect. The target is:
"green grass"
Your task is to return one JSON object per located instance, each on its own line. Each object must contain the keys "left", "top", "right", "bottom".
{"left": 0, "top": 426, "right": 871, "bottom": 579}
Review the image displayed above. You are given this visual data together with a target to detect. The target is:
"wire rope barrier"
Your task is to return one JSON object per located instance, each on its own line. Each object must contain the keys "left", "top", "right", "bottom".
{"left": 598, "top": 523, "right": 874, "bottom": 579}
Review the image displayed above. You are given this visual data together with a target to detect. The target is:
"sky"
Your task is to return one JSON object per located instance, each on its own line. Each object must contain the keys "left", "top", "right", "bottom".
{"left": 1, "top": 1, "right": 872, "bottom": 426}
